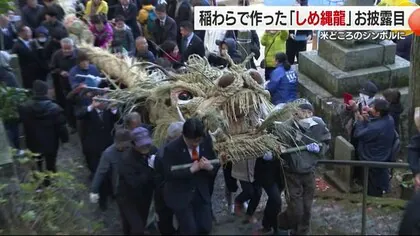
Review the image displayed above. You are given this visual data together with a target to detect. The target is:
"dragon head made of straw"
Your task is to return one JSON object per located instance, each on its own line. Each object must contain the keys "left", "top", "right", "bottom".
{"left": 79, "top": 44, "right": 301, "bottom": 164}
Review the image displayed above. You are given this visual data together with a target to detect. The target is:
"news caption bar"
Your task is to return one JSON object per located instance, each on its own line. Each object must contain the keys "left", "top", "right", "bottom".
{"left": 193, "top": 6, "right": 418, "bottom": 30}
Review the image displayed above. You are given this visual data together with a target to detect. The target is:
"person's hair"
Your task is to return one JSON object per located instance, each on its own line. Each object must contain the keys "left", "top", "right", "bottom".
{"left": 16, "top": 24, "right": 27, "bottom": 34}
{"left": 182, "top": 117, "right": 206, "bottom": 139}
{"left": 160, "top": 40, "right": 177, "bottom": 54}
{"left": 383, "top": 88, "right": 401, "bottom": 105}
{"left": 114, "top": 15, "right": 125, "bottom": 22}
{"left": 45, "top": 7, "right": 58, "bottom": 17}
{"left": 373, "top": 99, "right": 390, "bottom": 117}
{"left": 275, "top": 52, "right": 291, "bottom": 71}
{"left": 179, "top": 21, "right": 193, "bottom": 32}
{"left": 77, "top": 50, "right": 89, "bottom": 63}
{"left": 60, "top": 37, "right": 74, "bottom": 46}
{"left": 155, "top": 4, "right": 166, "bottom": 13}
{"left": 124, "top": 112, "right": 142, "bottom": 127}
{"left": 90, "top": 14, "right": 106, "bottom": 24}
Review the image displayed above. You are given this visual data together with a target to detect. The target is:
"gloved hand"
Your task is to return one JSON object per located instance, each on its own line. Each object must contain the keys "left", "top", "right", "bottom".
{"left": 148, "top": 155, "right": 156, "bottom": 169}
{"left": 306, "top": 143, "right": 320, "bottom": 153}
{"left": 89, "top": 193, "right": 99, "bottom": 203}
{"left": 263, "top": 151, "right": 273, "bottom": 161}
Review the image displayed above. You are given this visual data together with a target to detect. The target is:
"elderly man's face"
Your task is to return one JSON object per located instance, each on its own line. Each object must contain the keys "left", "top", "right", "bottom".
{"left": 61, "top": 43, "right": 73, "bottom": 56}
{"left": 20, "top": 26, "right": 32, "bottom": 40}
{"left": 0, "top": 15, "right": 8, "bottom": 28}
{"left": 135, "top": 38, "right": 148, "bottom": 52}
{"left": 120, "top": 0, "right": 129, "bottom": 6}
{"left": 295, "top": 108, "right": 313, "bottom": 120}
{"left": 156, "top": 11, "right": 166, "bottom": 20}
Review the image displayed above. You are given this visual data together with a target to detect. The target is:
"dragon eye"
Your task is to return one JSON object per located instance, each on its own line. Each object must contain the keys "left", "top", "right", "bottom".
{"left": 178, "top": 91, "right": 193, "bottom": 101}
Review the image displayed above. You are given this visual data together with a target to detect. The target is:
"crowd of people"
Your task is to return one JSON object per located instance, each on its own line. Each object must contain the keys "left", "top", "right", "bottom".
{"left": 0, "top": 0, "right": 418, "bottom": 235}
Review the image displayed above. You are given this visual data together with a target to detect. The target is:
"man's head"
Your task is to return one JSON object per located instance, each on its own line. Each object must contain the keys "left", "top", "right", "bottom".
{"left": 295, "top": 103, "right": 314, "bottom": 120}
{"left": 43, "top": 0, "right": 54, "bottom": 6}
{"left": 91, "top": 14, "right": 105, "bottom": 31}
{"left": 167, "top": 121, "right": 184, "bottom": 143}
{"left": 383, "top": 88, "right": 401, "bottom": 105}
{"left": 0, "top": 14, "right": 9, "bottom": 28}
{"left": 370, "top": 99, "right": 390, "bottom": 118}
{"left": 131, "top": 127, "right": 153, "bottom": 154}
{"left": 124, "top": 112, "right": 142, "bottom": 130}
{"left": 77, "top": 51, "right": 90, "bottom": 69}
{"left": 120, "top": 0, "right": 129, "bottom": 6}
{"left": 114, "top": 128, "right": 132, "bottom": 151}
{"left": 135, "top": 36, "right": 148, "bottom": 52}
{"left": 114, "top": 15, "right": 125, "bottom": 30}
{"left": 155, "top": 4, "right": 167, "bottom": 20}
{"left": 27, "top": 0, "right": 38, "bottom": 8}
{"left": 45, "top": 7, "right": 58, "bottom": 22}
{"left": 33, "top": 80, "right": 49, "bottom": 97}
{"left": 17, "top": 25, "right": 32, "bottom": 40}
{"left": 182, "top": 117, "right": 206, "bottom": 148}
{"left": 359, "top": 80, "right": 378, "bottom": 98}
{"left": 93, "top": 0, "right": 102, "bottom": 5}
{"left": 60, "top": 37, "right": 74, "bottom": 56}
{"left": 179, "top": 21, "right": 193, "bottom": 38}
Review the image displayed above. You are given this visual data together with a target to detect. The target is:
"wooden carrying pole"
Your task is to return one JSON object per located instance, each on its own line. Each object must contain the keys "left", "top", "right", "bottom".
{"left": 170, "top": 144, "right": 317, "bottom": 171}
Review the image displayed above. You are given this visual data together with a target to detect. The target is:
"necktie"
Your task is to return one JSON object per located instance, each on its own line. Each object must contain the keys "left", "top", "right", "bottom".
{"left": 160, "top": 21, "right": 164, "bottom": 27}
{"left": 191, "top": 147, "right": 199, "bottom": 161}
{"left": 183, "top": 37, "right": 189, "bottom": 51}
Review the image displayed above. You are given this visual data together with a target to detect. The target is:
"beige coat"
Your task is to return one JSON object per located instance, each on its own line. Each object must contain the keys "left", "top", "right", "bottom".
{"left": 231, "top": 158, "right": 256, "bottom": 183}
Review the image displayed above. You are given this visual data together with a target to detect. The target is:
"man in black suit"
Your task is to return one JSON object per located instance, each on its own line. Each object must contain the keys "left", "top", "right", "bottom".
{"left": 153, "top": 4, "right": 177, "bottom": 46}
{"left": 285, "top": 29, "right": 312, "bottom": 65}
{"left": 179, "top": 21, "right": 205, "bottom": 62}
{"left": 12, "top": 25, "right": 46, "bottom": 88}
{"left": 162, "top": 117, "right": 219, "bottom": 234}
{"left": 113, "top": 0, "right": 141, "bottom": 39}
{"left": 76, "top": 97, "right": 119, "bottom": 187}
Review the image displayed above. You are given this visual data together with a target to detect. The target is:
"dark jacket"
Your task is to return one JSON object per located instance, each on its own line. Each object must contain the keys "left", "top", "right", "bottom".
{"left": 254, "top": 156, "right": 284, "bottom": 190}
{"left": 174, "top": 0, "right": 192, "bottom": 24}
{"left": 162, "top": 135, "right": 219, "bottom": 210}
{"left": 389, "top": 103, "right": 403, "bottom": 134}
{"left": 266, "top": 65, "right": 298, "bottom": 105}
{"left": 225, "top": 30, "right": 260, "bottom": 68}
{"left": 112, "top": 26, "right": 135, "bottom": 54}
{"left": 75, "top": 106, "right": 118, "bottom": 156}
{"left": 408, "top": 133, "right": 420, "bottom": 175}
{"left": 18, "top": 96, "right": 69, "bottom": 156}
{"left": 354, "top": 115, "right": 396, "bottom": 193}
{"left": 117, "top": 147, "right": 157, "bottom": 200}
{"left": 399, "top": 191, "right": 420, "bottom": 235}
{"left": 91, "top": 144, "right": 126, "bottom": 195}
{"left": 113, "top": 3, "right": 141, "bottom": 39}
{"left": 49, "top": 49, "right": 79, "bottom": 93}
{"left": 0, "top": 24, "right": 15, "bottom": 51}
{"left": 12, "top": 39, "right": 47, "bottom": 88}
{"left": 21, "top": 4, "right": 45, "bottom": 30}
{"left": 280, "top": 117, "right": 331, "bottom": 174}
{"left": 40, "top": 20, "right": 68, "bottom": 37}
{"left": 130, "top": 49, "right": 156, "bottom": 63}
{"left": 180, "top": 33, "right": 205, "bottom": 62}
{"left": 152, "top": 16, "right": 177, "bottom": 46}
{"left": 208, "top": 37, "right": 242, "bottom": 68}
{"left": 396, "top": 34, "right": 413, "bottom": 61}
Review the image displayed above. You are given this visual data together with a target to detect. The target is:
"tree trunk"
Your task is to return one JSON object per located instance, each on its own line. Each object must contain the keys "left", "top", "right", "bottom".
{"left": 407, "top": 0, "right": 420, "bottom": 139}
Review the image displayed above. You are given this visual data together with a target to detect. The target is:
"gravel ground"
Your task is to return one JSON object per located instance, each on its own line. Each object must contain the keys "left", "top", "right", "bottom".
{"left": 56, "top": 133, "right": 405, "bottom": 235}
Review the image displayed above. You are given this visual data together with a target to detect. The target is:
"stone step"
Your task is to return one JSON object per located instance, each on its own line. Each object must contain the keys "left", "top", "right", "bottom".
{"left": 297, "top": 50, "right": 409, "bottom": 97}
{"left": 318, "top": 39, "right": 396, "bottom": 72}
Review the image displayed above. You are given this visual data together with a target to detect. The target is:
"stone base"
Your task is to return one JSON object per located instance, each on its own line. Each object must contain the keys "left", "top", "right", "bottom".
{"left": 318, "top": 39, "right": 396, "bottom": 72}
{"left": 298, "top": 51, "right": 410, "bottom": 97}
{"left": 324, "top": 170, "right": 351, "bottom": 193}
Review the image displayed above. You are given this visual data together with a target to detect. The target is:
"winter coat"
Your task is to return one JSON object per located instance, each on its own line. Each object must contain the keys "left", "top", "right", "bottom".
{"left": 90, "top": 23, "right": 113, "bottom": 48}
{"left": 261, "top": 31, "right": 289, "bottom": 68}
{"left": 408, "top": 133, "right": 420, "bottom": 175}
{"left": 18, "top": 96, "right": 69, "bottom": 156}
{"left": 208, "top": 37, "right": 242, "bottom": 68}
{"left": 232, "top": 158, "right": 256, "bottom": 182}
{"left": 396, "top": 34, "right": 413, "bottom": 61}
{"left": 84, "top": 0, "right": 109, "bottom": 19}
{"left": 266, "top": 64, "right": 298, "bottom": 105}
{"left": 112, "top": 25, "right": 135, "bottom": 53}
{"left": 389, "top": 103, "right": 403, "bottom": 134}
{"left": 280, "top": 117, "right": 331, "bottom": 174}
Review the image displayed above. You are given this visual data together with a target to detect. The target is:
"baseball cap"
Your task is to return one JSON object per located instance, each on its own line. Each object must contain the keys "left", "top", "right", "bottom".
{"left": 131, "top": 127, "right": 152, "bottom": 147}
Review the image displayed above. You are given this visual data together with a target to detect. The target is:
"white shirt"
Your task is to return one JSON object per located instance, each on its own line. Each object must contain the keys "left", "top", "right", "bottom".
{"left": 185, "top": 32, "right": 194, "bottom": 48}
{"left": 204, "top": 30, "right": 226, "bottom": 54}
{"left": 188, "top": 145, "right": 200, "bottom": 160}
